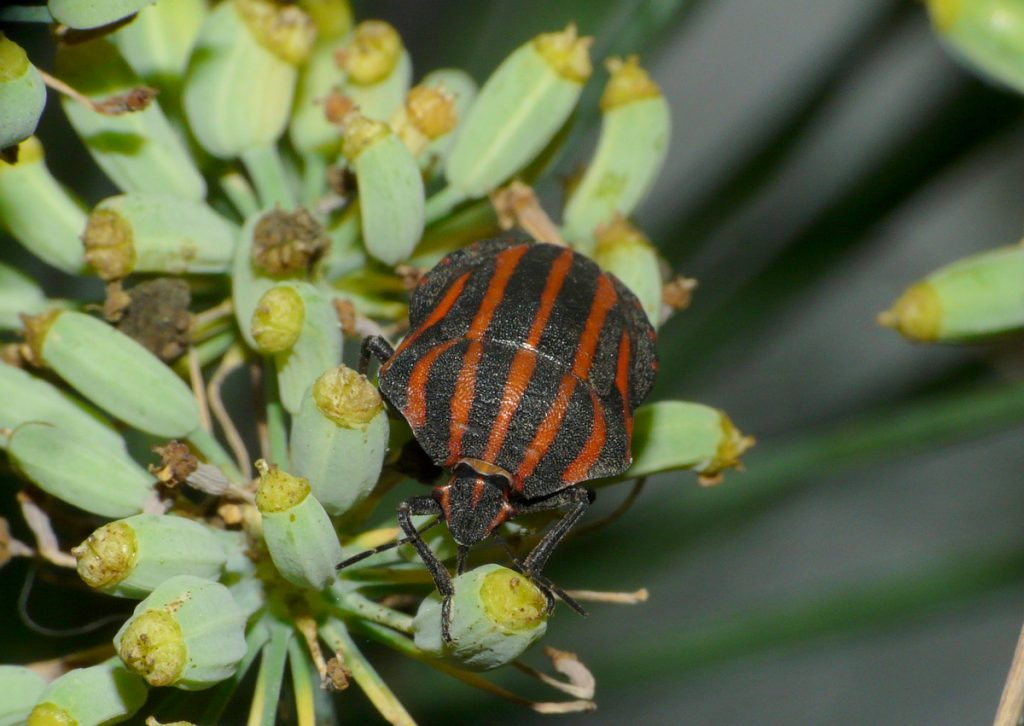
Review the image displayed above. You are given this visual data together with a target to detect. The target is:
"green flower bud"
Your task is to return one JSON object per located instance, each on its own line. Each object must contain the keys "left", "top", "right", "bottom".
{"left": 48, "top": 0, "right": 156, "bottom": 30}
{"left": 879, "top": 244, "right": 1024, "bottom": 342}
{"left": 593, "top": 217, "right": 663, "bottom": 325}
{"left": 74, "top": 514, "right": 228, "bottom": 598}
{"left": 251, "top": 285, "right": 305, "bottom": 353}
{"left": 0, "top": 361, "right": 125, "bottom": 454}
{"left": 927, "top": 0, "right": 1024, "bottom": 93}
{"left": 0, "top": 34, "right": 46, "bottom": 150}
{"left": 55, "top": 38, "right": 206, "bottom": 201}
{"left": 256, "top": 460, "right": 343, "bottom": 589}
{"left": 27, "top": 660, "right": 147, "bottom": 726}
{"left": 335, "top": 20, "right": 412, "bottom": 121}
{"left": 413, "top": 564, "right": 549, "bottom": 670}
{"left": 563, "top": 56, "right": 670, "bottom": 253}
{"left": 290, "top": 39, "right": 348, "bottom": 157}
{"left": 261, "top": 282, "right": 342, "bottom": 415}
{"left": 184, "top": 0, "right": 313, "bottom": 158}
{"left": 627, "top": 401, "right": 754, "bottom": 485}
{"left": 0, "top": 261, "right": 50, "bottom": 330}
{"left": 7, "top": 422, "right": 154, "bottom": 518}
{"left": 290, "top": 366, "right": 388, "bottom": 516}
{"left": 0, "top": 137, "right": 87, "bottom": 274}
{"left": 0, "top": 665, "right": 46, "bottom": 726}
{"left": 24, "top": 310, "right": 201, "bottom": 438}
{"left": 83, "top": 193, "right": 238, "bottom": 281}
{"left": 114, "top": 575, "right": 247, "bottom": 690}
{"left": 298, "top": 0, "right": 353, "bottom": 39}
{"left": 416, "top": 68, "right": 478, "bottom": 173}
{"left": 445, "top": 24, "right": 592, "bottom": 198}
{"left": 342, "top": 112, "right": 425, "bottom": 265}
{"left": 111, "top": 0, "right": 206, "bottom": 88}
{"left": 391, "top": 84, "right": 459, "bottom": 159}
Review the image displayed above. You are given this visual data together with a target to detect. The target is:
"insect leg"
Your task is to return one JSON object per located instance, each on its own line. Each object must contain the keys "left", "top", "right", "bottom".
{"left": 518, "top": 487, "right": 593, "bottom": 578}
{"left": 398, "top": 495, "right": 456, "bottom": 644}
{"left": 359, "top": 335, "right": 395, "bottom": 375}
{"left": 456, "top": 544, "right": 471, "bottom": 575}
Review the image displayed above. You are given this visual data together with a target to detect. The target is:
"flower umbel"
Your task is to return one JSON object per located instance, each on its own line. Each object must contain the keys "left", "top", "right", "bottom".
{"left": 0, "top": 2, "right": 753, "bottom": 723}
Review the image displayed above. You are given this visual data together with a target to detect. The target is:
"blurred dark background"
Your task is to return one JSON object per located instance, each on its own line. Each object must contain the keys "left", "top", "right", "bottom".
{"left": 4, "top": 0, "right": 1024, "bottom": 724}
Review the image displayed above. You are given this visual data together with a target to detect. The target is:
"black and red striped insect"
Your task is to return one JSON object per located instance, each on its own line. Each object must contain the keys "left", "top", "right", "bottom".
{"left": 341, "top": 233, "right": 657, "bottom": 641}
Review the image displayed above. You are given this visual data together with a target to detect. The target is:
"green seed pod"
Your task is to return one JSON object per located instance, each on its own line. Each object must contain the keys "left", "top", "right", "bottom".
{"left": 48, "top": 0, "right": 156, "bottom": 29}
{"left": 0, "top": 138, "right": 87, "bottom": 274}
{"left": 342, "top": 112, "right": 425, "bottom": 265}
{"left": 74, "top": 514, "right": 228, "bottom": 598}
{"left": 413, "top": 564, "right": 549, "bottom": 671}
{"left": 335, "top": 20, "right": 412, "bottom": 121}
{"left": 0, "top": 665, "right": 46, "bottom": 726}
{"left": 27, "top": 660, "right": 147, "bottom": 726}
{"left": 627, "top": 401, "right": 754, "bottom": 485}
{"left": 7, "top": 422, "right": 154, "bottom": 517}
{"left": 252, "top": 281, "right": 342, "bottom": 414}
{"left": 111, "top": 0, "right": 206, "bottom": 88}
{"left": 114, "top": 575, "right": 247, "bottom": 690}
{"left": 290, "top": 366, "right": 388, "bottom": 516}
{"left": 83, "top": 193, "right": 237, "bottom": 281}
{"left": 256, "top": 460, "right": 343, "bottom": 590}
{"left": 24, "top": 310, "right": 200, "bottom": 438}
{"left": 445, "top": 24, "right": 592, "bottom": 198}
{"left": 416, "top": 68, "right": 478, "bottom": 173}
{"left": 879, "top": 244, "right": 1024, "bottom": 342}
{"left": 183, "top": 0, "right": 314, "bottom": 159}
{"left": 391, "top": 83, "right": 459, "bottom": 160}
{"left": 0, "top": 361, "right": 125, "bottom": 454}
{"left": 593, "top": 217, "right": 663, "bottom": 325}
{"left": 233, "top": 212, "right": 281, "bottom": 351}
{"left": 0, "top": 34, "right": 46, "bottom": 150}
{"left": 0, "top": 261, "right": 49, "bottom": 330}
{"left": 55, "top": 38, "right": 206, "bottom": 201}
{"left": 563, "top": 56, "right": 670, "bottom": 253}
{"left": 927, "top": 0, "right": 1024, "bottom": 93}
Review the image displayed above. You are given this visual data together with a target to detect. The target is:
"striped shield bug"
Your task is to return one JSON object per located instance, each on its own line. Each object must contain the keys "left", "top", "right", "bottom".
{"left": 339, "top": 234, "right": 658, "bottom": 642}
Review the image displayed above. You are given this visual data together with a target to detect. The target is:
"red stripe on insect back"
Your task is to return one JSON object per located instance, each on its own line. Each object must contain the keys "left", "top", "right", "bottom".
{"left": 405, "top": 339, "right": 461, "bottom": 428}
{"left": 616, "top": 330, "right": 632, "bottom": 456}
{"left": 448, "top": 245, "right": 529, "bottom": 461}
{"left": 482, "top": 249, "right": 574, "bottom": 462}
{"left": 562, "top": 388, "right": 606, "bottom": 482}
{"left": 471, "top": 477, "right": 485, "bottom": 507}
{"left": 517, "top": 275, "right": 618, "bottom": 481}
{"left": 384, "top": 271, "right": 471, "bottom": 372}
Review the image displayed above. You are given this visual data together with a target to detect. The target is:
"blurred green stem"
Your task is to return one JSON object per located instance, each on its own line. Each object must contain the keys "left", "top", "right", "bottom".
{"left": 196, "top": 621, "right": 270, "bottom": 726}
{"left": 265, "top": 364, "right": 289, "bottom": 468}
{"left": 248, "top": 619, "right": 292, "bottom": 726}
{"left": 288, "top": 637, "right": 317, "bottom": 726}
{"left": 242, "top": 144, "right": 296, "bottom": 209}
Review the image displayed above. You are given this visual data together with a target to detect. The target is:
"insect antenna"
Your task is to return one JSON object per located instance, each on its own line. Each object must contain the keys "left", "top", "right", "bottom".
{"left": 336, "top": 516, "right": 442, "bottom": 570}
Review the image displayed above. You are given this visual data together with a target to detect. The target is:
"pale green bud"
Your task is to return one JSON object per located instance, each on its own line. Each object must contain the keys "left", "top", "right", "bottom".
{"left": 55, "top": 38, "right": 206, "bottom": 201}
{"left": 290, "top": 366, "right": 388, "bottom": 516}
{"left": 927, "top": 0, "right": 1024, "bottom": 94}
{"left": 416, "top": 68, "right": 478, "bottom": 173}
{"left": 114, "top": 575, "right": 247, "bottom": 690}
{"left": 83, "top": 193, "right": 238, "bottom": 281}
{"left": 628, "top": 401, "right": 754, "bottom": 485}
{"left": 0, "top": 137, "right": 87, "bottom": 274}
{"left": 413, "top": 564, "right": 549, "bottom": 670}
{"left": 251, "top": 285, "right": 305, "bottom": 353}
{"left": 74, "top": 514, "right": 228, "bottom": 598}
{"left": 879, "top": 244, "right": 1024, "bottom": 342}
{"left": 391, "top": 84, "right": 459, "bottom": 159}
{"left": 184, "top": 0, "right": 312, "bottom": 158}
{"left": 0, "top": 34, "right": 46, "bottom": 150}
{"left": 0, "top": 666, "right": 46, "bottom": 726}
{"left": 298, "top": 0, "right": 353, "bottom": 39}
{"left": 593, "top": 217, "right": 663, "bottom": 325}
{"left": 27, "top": 660, "right": 147, "bottom": 726}
{"left": 256, "top": 460, "right": 343, "bottom": 589}
{"left": 0, "top": 261, "right": 50, "bottom": 330}
{"left": 0, "top": 361, "right": 126, "bottom": 454}
{"left": 445, "top": 24, "right": 592, "bottom": 198}
{"left": 563, "top": 56, "right": 670, "bottom": 254}
{"left": 7, "top": 423, "right": 154, "bottom": 518}
{"left": 342, "top": 112, "right": 425, "bottom": 265}
{"left": 48, "top": 0, "right": 156, "bottom": 29}
{"left": 290, "top": 39, "right": 348, "bottom": 157}
{"left": 111, "top": 0, "right": 207, "bottom": 87}
{"left": 335, "top": 20, "right": 412, "bottom": 121}
{"left": 24, "top": 310, "right": 201, "bottom": 438}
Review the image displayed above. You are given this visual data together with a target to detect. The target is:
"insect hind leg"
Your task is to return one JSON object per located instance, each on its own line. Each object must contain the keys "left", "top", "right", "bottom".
{"left": 359, "top": 335, "right": 395, "bottom": 375}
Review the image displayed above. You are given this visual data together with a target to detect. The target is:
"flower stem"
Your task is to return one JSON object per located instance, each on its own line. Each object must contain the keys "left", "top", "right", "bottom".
{"left": 220, "top": 171, "right": 260, "bottom": 219}
{"left": 301, "top": 153, "right": 327, "bottom": 207}
{"left": 288, "top": 637, "right": 317, "bottom": 726}
{"left": 424, "top": 185, "right": 467, "bottom": 226}
{"left": 264, "top": 362, "right": 289, "bottom": 468}
{"left": 248, "top": 618, "right": 293, "bottom": 726}
{"left": 328, "top": 585, "right": 414, "bottom": 634}
{"left": 196, "top": 621, "right": 270, "bottom": 726}
{"left": 242, "top": 144, "right": 297, "bottom": 209}
{"left": 320, "top": 618, "right": 417, "bottom": 726}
